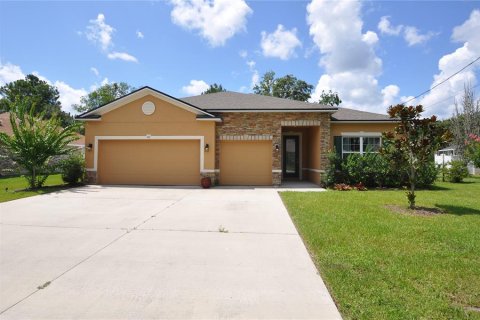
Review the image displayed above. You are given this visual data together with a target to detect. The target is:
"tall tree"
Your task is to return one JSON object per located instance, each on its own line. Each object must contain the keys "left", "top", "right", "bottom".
{"left": 0, "top": 99, "right": 80, "bottom": 189}
{"left": 381, "top": 105, "right": 450, "bottom": 209}
{"left": 0, "top": 74, "right": 74, "bottom": 127}
{"left": 202, "top": 83, "right": 227, "bottom": 95}
{"left": 73, "top": 82, "right": 135, "bottom": 113}
{"left": 450, "top": 83, "right": 480, "bottom": 158}
{"left": 253, "top": 71, "right": 314, "bottom": 102}
{"left": 318, "top": 90, "right": 342, "bottom": 107}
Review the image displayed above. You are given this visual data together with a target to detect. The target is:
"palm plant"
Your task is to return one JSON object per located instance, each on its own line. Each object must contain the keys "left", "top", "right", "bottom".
{"left": 0, "top": 99, "right": 80, "bottom": 189}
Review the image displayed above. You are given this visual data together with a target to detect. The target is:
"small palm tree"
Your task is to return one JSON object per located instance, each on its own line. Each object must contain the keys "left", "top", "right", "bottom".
{"left": 0, "top": 99, "right": 80, "bottom": 189}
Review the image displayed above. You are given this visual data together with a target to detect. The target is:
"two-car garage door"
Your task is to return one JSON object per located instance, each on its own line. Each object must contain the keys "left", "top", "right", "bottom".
{"left": 98, "top": 140, "right": 200, "bottom": 185}
{"left": 97, "top": 139, "right": 273, "bottom": 186}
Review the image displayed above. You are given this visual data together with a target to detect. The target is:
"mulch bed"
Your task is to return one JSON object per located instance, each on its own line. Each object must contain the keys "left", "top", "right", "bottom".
{"left": 385, "top": 204, "right": 446, "bottom": 216}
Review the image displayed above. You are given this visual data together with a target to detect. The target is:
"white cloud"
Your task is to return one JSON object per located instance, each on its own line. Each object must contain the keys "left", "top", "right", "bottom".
{"left": 362, "top": 31, "right": 379, "bottom": 46}
{"left": 182, "top": 79, "right": 209, "bottom": 95}
{"left": 403, "top": 26, "right": 435, "bottom": 46}
{"left": 420, "top": 9, "right": 480, "bottom": 118}
{"left": 251, "top": 70, "right": 259, "bottom": 89}
{"left": 84, "top": 13, "right": 138, "bottom": 63}
{"left": 170, "top": 0, "right": 252, "bottom": 47}
{"left": 239, "top": 50, "right": 248, "bottom": 58}
{"left": 0, "top": 62, "right": 87, "bottom": 114}
{"left": 90, "top": 67, "right": 99, "bottom": 77}
{"left": 381, "top": 84, "right": 400, "bottom": 107}
{"left": 136, "top": 30, "right": 144, "bottom": 39}
{"left": 85, "top": 13, "right": 114, "bottom": 51}
{"left": 378, "top": 16, "right": 403, "bottom": 36}
{"left": 260, "top": 24, "right": 302, "bottom": 60}
{"left": 378, "top": 15, "right": 436, "bottom": 46}
{"left": 307, "top": 0, "right": 398, "bottom": 113}
{"left": 0, "top": 62, "right": 25, "bottom": 86}
{"left": 107, "top": 51, "right": 138, "bottom": 63}
{"left": 54, "top": 81, "right": 88, "bottom": 114}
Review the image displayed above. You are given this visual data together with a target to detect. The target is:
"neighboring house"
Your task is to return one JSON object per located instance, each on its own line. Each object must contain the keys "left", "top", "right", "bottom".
{"left": 0, "top": 112, "right": 85, "bottom": 176}
{"left": 76, "top": 86, "right": 397, "bottom": 186}
{"left": 435, "top": 146, "right": 479, "bottom": 175}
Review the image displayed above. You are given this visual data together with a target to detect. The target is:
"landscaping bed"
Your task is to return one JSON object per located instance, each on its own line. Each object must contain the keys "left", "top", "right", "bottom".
{"left": 281, "top": 177, "right": 480, "bottom": 319}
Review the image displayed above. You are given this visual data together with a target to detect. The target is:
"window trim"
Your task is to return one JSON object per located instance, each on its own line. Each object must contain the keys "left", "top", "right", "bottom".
{"left": 341, "top": 132, "right": 382, "bottom": 157}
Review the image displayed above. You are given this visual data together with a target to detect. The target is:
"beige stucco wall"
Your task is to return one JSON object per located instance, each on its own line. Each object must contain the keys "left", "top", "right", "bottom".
{"left": 84, "top": 94, "right": 216, "bottom": 179}
{"left": 330, "top": 122, "right": 396, "bottom": 145}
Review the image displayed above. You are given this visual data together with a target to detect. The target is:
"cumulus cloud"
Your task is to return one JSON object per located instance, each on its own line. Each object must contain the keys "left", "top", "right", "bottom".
{"left": 0, "top": 62, "right": 25, "bottom": 86}
{"left": 378, "top": 16, "right": 436, "bottom": 46}
{"left": 420, "top": 9, "right": 480, "bottom": 118}
{"left": 54, "top": 81, "right": 88, "bottom": 114}
{"left": 403, "top": 26, "right": 436, "bottom": 46}
{"left": 378, "top": 16, "right": 403, "bottom": 36}
{"left": 107, "top": 52, "right": 138, "bottom": 63}
{"left": 260, "top": 24, "right": 302, "bottom": 60}
{"left": 182, "top": 80, "right": 209, "bottom": 95}
{"left": 307, "top": 0, "right": 398, "bottom": 113}
{"left": 84, "top": 13, "right": 138, "bottom": 62}
{"left": 0, "top": 62, "right": 87, "bottom": 114}
{"left": 86, "top": 13, "right": 114, "bottom": 51}
{"left": 170, "top": 0, "right": 252, "bottom": 47}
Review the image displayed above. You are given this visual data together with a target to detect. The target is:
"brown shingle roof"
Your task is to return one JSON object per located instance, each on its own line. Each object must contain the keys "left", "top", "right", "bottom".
{"left": 181, "top": 91, "right": 337, "bottom": 111}
{"left": 0, "top": 112, "right": 14, "bottom": 135}
{"left": 331, "top": 107, "right": 394, "bottom": 121}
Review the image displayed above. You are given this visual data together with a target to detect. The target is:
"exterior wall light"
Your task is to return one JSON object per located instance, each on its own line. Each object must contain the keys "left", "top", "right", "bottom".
{"left": 86, "top": 143, "right": 93, "bottom": 151}
{"left": 275, "top": 144, "right": 279, "bottom": 151}
{"left": 205, "top": 143, "right": 209, "bottom": 152}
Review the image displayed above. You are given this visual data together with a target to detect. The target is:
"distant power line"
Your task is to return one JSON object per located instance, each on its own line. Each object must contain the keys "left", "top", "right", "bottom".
{"left": 401, "top": 55, "right": 480, "bottom": 105}
{"left": 423, "top": 83, "right": 480, "bottom": 109}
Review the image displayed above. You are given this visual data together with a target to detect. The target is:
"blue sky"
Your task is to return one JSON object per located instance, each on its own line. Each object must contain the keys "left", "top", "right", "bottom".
{"left": 1, "top": 0, "right": 479, "bottom": 118}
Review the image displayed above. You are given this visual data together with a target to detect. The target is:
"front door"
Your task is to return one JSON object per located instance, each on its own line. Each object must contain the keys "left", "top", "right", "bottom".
{"left": 283, "top": 136, "right": 299, "bottom": 178}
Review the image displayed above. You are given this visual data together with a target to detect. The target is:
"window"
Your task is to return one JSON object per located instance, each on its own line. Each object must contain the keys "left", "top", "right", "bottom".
{"left": 342, "top": 136, "right": 381, "bottom": 158}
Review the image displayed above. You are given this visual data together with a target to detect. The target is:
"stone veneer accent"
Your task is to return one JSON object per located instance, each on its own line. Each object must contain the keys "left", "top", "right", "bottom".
{"left": 86, "top": 170, "right": 97, "bottom": 184}
{"left": 214, "top": 112, "right": 332, "bottom": 186}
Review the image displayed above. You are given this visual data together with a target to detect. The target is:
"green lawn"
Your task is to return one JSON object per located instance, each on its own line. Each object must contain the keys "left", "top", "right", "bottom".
{"left": 0, "top": 174, "right": 68, "bottom": 202}
{"left": 281, "top": 177, "right": 480, "bottom": 320}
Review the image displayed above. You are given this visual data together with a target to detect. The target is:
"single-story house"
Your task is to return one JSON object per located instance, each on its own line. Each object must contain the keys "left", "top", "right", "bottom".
{"left": 435, "top": 146, "right": 479, "bottom": 175}
{"left": 76, "top": 86, "right": 397, "bottom": 186}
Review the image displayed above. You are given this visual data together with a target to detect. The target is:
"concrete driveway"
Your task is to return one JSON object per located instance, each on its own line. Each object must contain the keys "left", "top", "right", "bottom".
{"left": 0, "top": 186, "right": 341, "bottom": 319}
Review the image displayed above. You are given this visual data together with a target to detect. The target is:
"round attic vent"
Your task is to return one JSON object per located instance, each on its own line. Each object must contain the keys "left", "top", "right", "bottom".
{"left": 142, "top": 101, "right": 155, "bottom": 115}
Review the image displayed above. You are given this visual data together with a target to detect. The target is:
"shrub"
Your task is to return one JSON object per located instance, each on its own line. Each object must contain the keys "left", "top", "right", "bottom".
{"left": 416, "top": 161, "right": 439, "bottom": 187}
{"left": 325, "top": 151, "right": 437, "bottom": 189}
{"left": 446, "top": 160, "right": 469, "bottom": 183}
{"left": 325, "top": 150, "right": 345, "bottom": 187}
{"left": 59, "top": 153, "right": 85, "bottom": 186}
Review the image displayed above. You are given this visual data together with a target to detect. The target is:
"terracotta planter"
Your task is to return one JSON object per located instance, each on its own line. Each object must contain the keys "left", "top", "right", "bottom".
{"left": 201, "top": 177, "right": 212, "bottom": 189}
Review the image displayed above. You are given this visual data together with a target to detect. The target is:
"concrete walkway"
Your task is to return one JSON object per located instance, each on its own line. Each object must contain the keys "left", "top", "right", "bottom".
{"left": 0, "top": 186, "right": 341, "bottom": 319}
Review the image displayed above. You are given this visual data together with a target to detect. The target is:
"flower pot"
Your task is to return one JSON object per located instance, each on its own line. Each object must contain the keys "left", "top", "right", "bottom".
{"left": 201, "top": 177, "right": 212, "bottom": 189}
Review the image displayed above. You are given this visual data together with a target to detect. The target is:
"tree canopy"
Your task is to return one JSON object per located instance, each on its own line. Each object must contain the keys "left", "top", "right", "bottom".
{"left": 0, "top": 74, "right": 74, "bottom": 127}
{"left": 381, "top": 104, "right": 450, "bottom": 209}
{"left": 0, "top": 99, "right": 80, "bottom": 189}
{"left": 202, "top": 83, "right": 227, "bottom": 95}
{"left": 73, "top": 82, "right": 135, "bottom": 113}
{"left": 253, "top": 71, "right": 314, "bottom": 102}
{"left": 318, "top": 90, "right": 342, "bottom": 107}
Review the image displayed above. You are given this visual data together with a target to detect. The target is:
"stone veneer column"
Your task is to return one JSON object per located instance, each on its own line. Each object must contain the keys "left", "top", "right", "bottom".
{"left": 86, "top": 171, "right": 97, "bottom": 184}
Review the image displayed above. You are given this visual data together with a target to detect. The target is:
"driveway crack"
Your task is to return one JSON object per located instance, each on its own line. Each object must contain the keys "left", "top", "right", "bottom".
{"left": 0, "top": 192, "right": 190, "bottom": 315}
